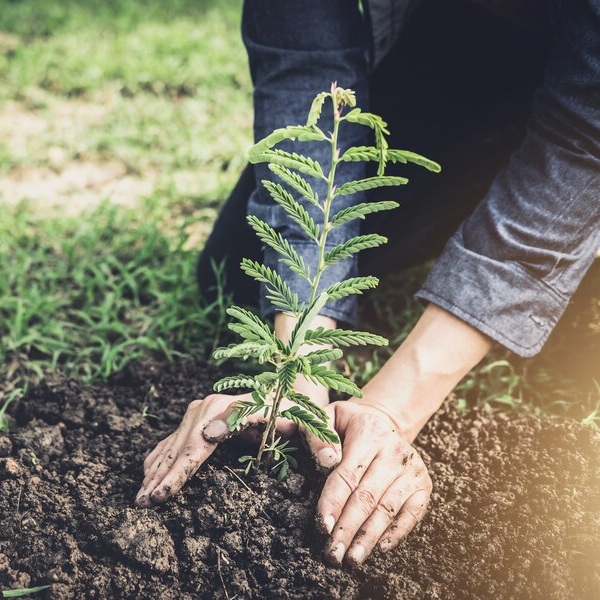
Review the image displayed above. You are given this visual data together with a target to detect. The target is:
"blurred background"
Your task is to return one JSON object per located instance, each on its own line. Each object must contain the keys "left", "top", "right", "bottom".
{"left": 0, "top": 0, "right": 598, "bottom": 430}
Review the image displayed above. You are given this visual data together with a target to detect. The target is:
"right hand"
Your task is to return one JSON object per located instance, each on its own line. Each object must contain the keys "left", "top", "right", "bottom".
{"left": 136, "top": 375, "right": 329, "bottom": 508}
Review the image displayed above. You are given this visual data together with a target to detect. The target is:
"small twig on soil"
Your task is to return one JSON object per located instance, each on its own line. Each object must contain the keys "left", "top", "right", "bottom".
{"left": 223, "top": 465, "right": 271, "bottom": 521}
{"left": 217, "top": 548, "right": 235, "bottom": 600}
{"left": 223, "top": 465, "right": 252, "bottom": 493}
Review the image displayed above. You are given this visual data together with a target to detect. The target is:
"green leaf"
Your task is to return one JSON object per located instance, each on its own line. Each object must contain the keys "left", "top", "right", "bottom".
{"left": 330, "top": 201, "right": 399, "bottom": 227}
{"left": 303, "top": 327, "right": 389, "bottom": 348}
{"left": 324, "top": 234, "right": 387, "bottom": 265}
{"left": 386, "top": 149, "right": 441, "bottom": 172}
{"left": 249, "top": 125, "right": 327, "bottom": 160}
{"left": 278, "top": 360, "right": 298, "bottom": 392}
{"left": 344, "top": 109, "right": 390, "bottom": 134}
{"left": 280, "top": 405, "right": 340, "bottom": 444}
{"left": 304, "top": 365, "right": 363, "bottom": 397}
{"left": 303, "top": 347, "right": 343, "bottom": 364}
{"left": 276, "top": 461, "right": 290, "bottom": 480}
{"left": 325, "top": 276, "right": 379, "bottom": 301}
{"left": 255, "top": 372, "right": 279, "bottom": 387}
{"left": 249, "top": 149, "right": 326, "bottom": 180}
{"left": 3, "top": 587, "right": 51, "bottom": 598}
{"left": 306, "top": 91, "right": 329, "bottom": 127}
{"left": 268, "top": 164, "right": 319, "bottom": 206}
{"left": 213, "top": 342, "right": 278, "bottom": 363}
{"left": 343, "top": 109, "right": 390, "bottom": 174}
{"left": 289, "top": 292, "right": 329, "bottom": 354}
{"left": 262, "top": 180, "right": 320, "bottom": 241}
{"left": 246, "top": 216, "right": 310, "bottom": 281}
{"left": 227, "top": 398, "right": 265, "bottom": 431}
{"left": 287, "top": 390, "right": 329, "bottom": 421}
{"left": 335, "top": 176, "right": 407, "bottom": 197}
{"left": 213, "top": 375, "right": 259, "bottom": 392}
{"left": 227, "top": 305, "right": 277, "bottom": 346}
{"left": 339, "top": 145, "right": 381, "bottom": 163}
{"left": 240, "top": 259, "right": 300, "bottom": 313}
{"left": 340, "top": 146, "right": 441, "bottom": 173}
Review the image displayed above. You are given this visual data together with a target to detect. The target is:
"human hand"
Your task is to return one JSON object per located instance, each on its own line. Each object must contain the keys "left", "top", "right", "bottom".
{"left": 305, "top": 400, "right": 432, "bottom": 567}
{"left": 135, "top": 377, "right": 329, "bottom": 508}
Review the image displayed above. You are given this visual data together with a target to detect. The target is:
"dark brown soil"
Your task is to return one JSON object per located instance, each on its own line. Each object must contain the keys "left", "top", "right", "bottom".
{"left": 1, "top": 359, "right": 598, "bottom": 599}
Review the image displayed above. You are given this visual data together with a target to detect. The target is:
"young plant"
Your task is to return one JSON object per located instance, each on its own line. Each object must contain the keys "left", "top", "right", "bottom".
{"left": 212, "top": 84, "right": 440, "bottom": 478}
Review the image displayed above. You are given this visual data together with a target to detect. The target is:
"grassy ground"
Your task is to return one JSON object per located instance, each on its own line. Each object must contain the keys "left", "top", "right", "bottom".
{"left": 1, "top": 0, "right": 598, "bottom": 431}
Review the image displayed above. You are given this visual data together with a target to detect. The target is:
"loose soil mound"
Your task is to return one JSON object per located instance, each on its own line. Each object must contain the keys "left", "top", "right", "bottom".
{"left": 1, "top": 360, "right": 598, "bottom": 599}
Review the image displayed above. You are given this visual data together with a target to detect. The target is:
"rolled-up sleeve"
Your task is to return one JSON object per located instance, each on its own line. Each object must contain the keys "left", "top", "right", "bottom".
{"left": 417, "top": 0, "right": 600, "bottom": 356}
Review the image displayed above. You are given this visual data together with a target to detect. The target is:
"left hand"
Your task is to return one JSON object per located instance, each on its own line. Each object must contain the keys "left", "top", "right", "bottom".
{"left": 136, "top": 376, "right": 329, "bottom": 507}
{"left": 304, "top": 400, "right": 432, "bottom": 567}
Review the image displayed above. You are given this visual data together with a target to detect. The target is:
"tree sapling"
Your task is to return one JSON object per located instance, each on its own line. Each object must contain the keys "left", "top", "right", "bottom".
{"left": 212, "top": 84, "right": 440, "bottom": 478}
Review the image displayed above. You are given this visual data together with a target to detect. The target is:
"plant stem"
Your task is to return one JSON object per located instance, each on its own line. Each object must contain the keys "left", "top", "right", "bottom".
{"left": 257, "top": 93, "right": 342, "bottom": 472}
{"left": 255, "top": 381, "right": 283, "bottom": 470}
{"left": 309, "top": 97, "right": 341, "bottom": 306}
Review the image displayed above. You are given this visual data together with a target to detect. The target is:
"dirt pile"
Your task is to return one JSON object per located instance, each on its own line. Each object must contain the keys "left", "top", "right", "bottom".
{"left": 1, "top": 359, "right": 598, "bottom": 599}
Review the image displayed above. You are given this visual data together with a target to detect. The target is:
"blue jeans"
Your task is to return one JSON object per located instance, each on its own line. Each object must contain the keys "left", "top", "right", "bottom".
{"left": 198, "top": 0, "right": 600, "bottom": 357}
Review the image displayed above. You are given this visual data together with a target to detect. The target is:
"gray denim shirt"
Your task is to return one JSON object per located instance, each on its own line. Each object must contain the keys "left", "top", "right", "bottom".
{"left": 245, "top": 0, "right": 600, "bottom": 357}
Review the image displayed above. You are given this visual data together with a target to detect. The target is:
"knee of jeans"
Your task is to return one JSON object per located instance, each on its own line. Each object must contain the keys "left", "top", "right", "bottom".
{"left": 243, "top": 0, "right": 367, "bottom": 52}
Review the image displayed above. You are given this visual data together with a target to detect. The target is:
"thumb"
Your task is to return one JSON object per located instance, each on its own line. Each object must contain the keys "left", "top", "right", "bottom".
{"left": 300, "top": 404, "right": 342, "bottom": 471}
{"left": 202, "top": 405, "right": 241, "bottom": 443}
{"left": 202, "top": 404, "right": 265, "bottom": 443}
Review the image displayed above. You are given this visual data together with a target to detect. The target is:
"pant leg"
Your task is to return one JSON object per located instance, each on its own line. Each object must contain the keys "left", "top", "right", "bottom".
{"left": 199, "top": 0, "right": 369, "bottom": 319}
{"left": 198, "top": 0, "right": 549, "bottom": 307}
{"left": 196, "top": 164, "right": 262, "bottom": 307}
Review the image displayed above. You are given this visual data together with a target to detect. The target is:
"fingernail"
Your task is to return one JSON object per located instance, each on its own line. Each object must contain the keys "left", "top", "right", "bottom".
{"left": 135, "top": 493, "right": 148, "bottom": 507}
{"left": 379, "top": 537, "right": 392, "bottom": 552}
{"left": 203, "top": 420, "right": 228, "bottom": 441}
{"left": 317, "top": 448, "right": 338, "bottom": 468}
{"left": 330, "top": 542, "right": 345, "bottom": 565}
{"left": 348, "top": 544, "right": 365, "bottom": 564}
{"left": 323, "top": 514, "right": 335, "bottom": 535}
{"left": 151, "top": 484, "right": 171, "bottom": 503}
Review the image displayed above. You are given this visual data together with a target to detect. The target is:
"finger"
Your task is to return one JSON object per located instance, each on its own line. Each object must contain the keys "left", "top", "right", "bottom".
{"left": 137, "top": 407, "right": 201, "bottom": 505}
{"left": 202, "top": 404, "right": 264, "bottom": 443}
{"left": 378, "top": 487, "right": 431, "bottom": 552}
{"left": 322, "top": 456, "right": 402, "bottom": 566}
{"left": 316, "top": 450, "right": 379, "bottom": 545}
{"left": 149, "top": 436, "right": 217, "bottom": 504}
{"left": 203, "top": 404, "right": 297, "bottom": 444}
{"left": 345, "top": 477, "right": 421, "bottom": 566}
{"left": 299, "top": 404, "right": 341, "bottom": 471}
{"left": 137, "top": 438, "right": 184, "bottom": 506}
{"left": 143, "top": 436, "right": 171, "bottom": 475}
{"left": 316, "top": 414, "right": 386, "bottom": 538}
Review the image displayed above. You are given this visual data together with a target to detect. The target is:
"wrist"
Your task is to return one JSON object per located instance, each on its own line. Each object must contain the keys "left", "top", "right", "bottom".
{"left": 355, "top": 303, "right": 492, "bottom": 442}
{"left": 274, "top": 312, "right": 337, "bottom": 350}
{"left": 275, "top": 312, "right": 337, "bottom": 407}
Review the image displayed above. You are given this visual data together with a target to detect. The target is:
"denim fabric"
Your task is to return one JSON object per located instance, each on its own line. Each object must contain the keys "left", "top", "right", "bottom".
{"left": 202, "top": 0, "right": 600, "bottom": 357}
{"left": 416, "top": 0, "right": 600, "bottom": 355}
{"left": 243, "top": 0, "right": 370, "bottom": 324}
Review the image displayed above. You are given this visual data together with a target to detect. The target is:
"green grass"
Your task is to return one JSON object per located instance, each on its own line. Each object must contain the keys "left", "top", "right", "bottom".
{"left": 0, "top": 199, "right": 226, "bottom": 390}
{"left": 0, "top": 0, "right": 598, "bottom": 431}
{"left": 0, "top": 0, "right": 247, "bottom": 98}
{"left": 0, "top": 0, "right": 252, "bottom": 196}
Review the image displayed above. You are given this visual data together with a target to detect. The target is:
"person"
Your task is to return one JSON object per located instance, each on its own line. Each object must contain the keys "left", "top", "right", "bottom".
{"left": 136, "top": 0, "right": 600, "bottom": 567}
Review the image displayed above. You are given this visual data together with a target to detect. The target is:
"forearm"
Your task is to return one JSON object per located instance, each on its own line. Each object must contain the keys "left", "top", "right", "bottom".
{"left": 356, "top": 303, "right": 491, "bottom": 442}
